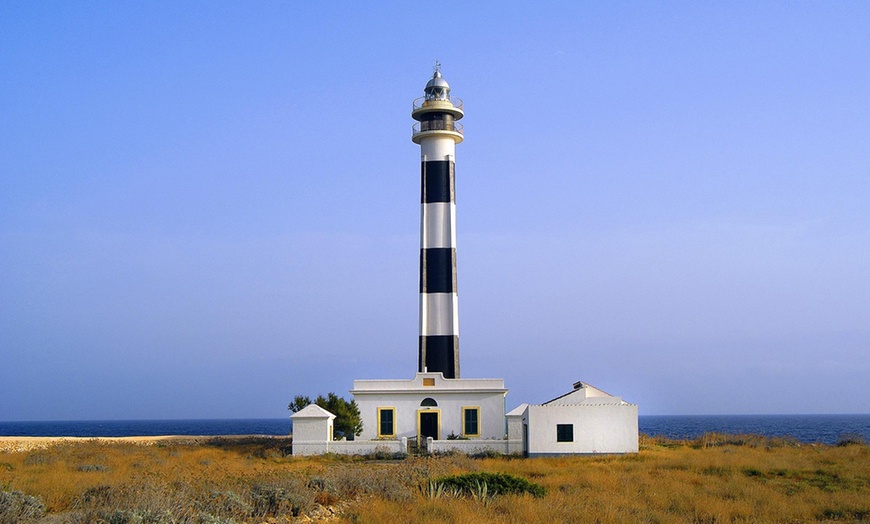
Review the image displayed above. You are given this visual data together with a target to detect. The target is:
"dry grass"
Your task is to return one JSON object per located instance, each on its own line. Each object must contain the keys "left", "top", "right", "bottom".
{"left": 0, "top": 434, "right": 867, "bottom": 523}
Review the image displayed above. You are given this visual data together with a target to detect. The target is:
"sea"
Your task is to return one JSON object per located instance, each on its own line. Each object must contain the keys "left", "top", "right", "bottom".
{"left": 1, "top": 415, "right": 868, "bottom": 445}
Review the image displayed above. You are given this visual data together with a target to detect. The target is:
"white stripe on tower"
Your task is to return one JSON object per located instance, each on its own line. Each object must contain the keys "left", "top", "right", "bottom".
{"left": 411, "top": 63, "right": 464, "bottom": 379}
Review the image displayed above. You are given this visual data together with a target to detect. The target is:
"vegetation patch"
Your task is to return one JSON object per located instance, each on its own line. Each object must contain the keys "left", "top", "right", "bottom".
{"left": 249, "top": 479, "right": 314, "bottom": 517}
{"left": 468, "top": 449, "right": 503, "bottom": 459}
{"left": 691, "top": 432, "right": 801, "bottom": 449}
{"left": 742, "top": 467, "right": 764, "bottom": 478}
{"left": 363, "top": 447, "right": 407, "bottom": 461}
{"left": 700, "top": 466, "right": 731, "bottom": 477}
{"left": 820, "top": 507, "right": 870, "bottom": 521}
{"left": 430, "top": 472, "right": 546, "bottom": 498}
{"left": 836, "top": 433, "right": 866, "bottom": 447}
{"left": 0, "top": 490, "right": 46, "bottom": 523}
{"left": 739, "top": 466, "right": 865, "bottom": 493}
{"left": 76, "top": 464, "right": 109, "bottom": 472}
{"left": 23, "top": 452, "right": 56, "bottom": 466}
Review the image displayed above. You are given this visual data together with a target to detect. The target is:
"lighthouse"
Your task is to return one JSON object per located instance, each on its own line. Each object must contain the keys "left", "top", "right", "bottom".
{"left": 412, "top": 63, "right": 463, "bottom": 379}
{"left": 295, "top": 65, "right": 638, "bottom": 456}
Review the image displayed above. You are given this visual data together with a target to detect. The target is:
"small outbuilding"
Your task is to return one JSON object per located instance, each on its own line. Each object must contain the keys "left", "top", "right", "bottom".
{"left": 507, "top": 381, "right": 638, "bottom": 456}
{"left": 289, "top": 404, "right": 335, "bottom": 456}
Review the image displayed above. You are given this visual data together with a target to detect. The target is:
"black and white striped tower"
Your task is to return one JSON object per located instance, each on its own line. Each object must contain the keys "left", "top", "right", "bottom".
{"left": 412, "top": 63, "right": 464, "bottom": 379}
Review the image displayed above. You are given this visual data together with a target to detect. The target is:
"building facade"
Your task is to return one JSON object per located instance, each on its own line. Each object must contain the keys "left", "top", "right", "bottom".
{"left": 352, "top": 372, "right": 506, "bottom": 443}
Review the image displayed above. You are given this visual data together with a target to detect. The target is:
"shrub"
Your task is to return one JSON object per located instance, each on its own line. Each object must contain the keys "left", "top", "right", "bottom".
{"left": 431, "top": 472, "right": 546, "bottom": 498}
{"left": 197, "top": 490, "right": 251, "bottom": 518}
{"left": 320, "top": 464, "right": 416, "bottom": 502}
{"left": 249, "top": 480, "right": 313, "bottom": 518}
{"left": 77, "top": 485, "right": 115, "bottom": 507}
{"left": 835, "top": 433, "right": 866, "bottom": 446}
{"left": 23, "top": 452, "right": 55, "bottom": 466}
{"left": 469, "top": 448, "right": 502, "bottom": 459}
{"left": 77, "top": 464, "right": 109, "bottom": 472}
{"left": 0, "top": 490, "right": 47, "bottom": 523}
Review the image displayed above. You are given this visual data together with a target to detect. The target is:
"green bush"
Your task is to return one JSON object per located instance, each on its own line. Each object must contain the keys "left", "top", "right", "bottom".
{"left": 431, "top": 472, "right": 546, "bottom": 498}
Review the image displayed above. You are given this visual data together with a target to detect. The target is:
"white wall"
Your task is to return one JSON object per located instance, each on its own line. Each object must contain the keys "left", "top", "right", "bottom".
{"left": 291, "top": 417, "right": 332, "bottom": 444}
{"left": 429, "top": 439, "right": 521, "bottom": 455}
{"left": 525, "top": 403, "right": 638, "bottom": 455}
{"left": 506, "top": 410, "right": 525, "bottom": 454}
{"left": 355, "top": 390, "right": 505, "bottom": 441}
{"left": 352, "top": 373, "right": 507, "bottom": 442}
{"left": 293, "top": 438, "right": 407, "bottom": 456}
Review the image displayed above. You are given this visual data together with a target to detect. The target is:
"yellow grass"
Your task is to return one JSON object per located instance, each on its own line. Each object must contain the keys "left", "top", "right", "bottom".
{"left": 0, "top": 434, "right": 867, "bottom": 523}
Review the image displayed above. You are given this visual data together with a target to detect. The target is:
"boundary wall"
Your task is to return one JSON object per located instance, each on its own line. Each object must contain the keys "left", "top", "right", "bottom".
{"left": 428, "top": 438, "right": 522, "bottom": 455}
{"left": 292, "top": 438, "right": 407, "bottom": 456}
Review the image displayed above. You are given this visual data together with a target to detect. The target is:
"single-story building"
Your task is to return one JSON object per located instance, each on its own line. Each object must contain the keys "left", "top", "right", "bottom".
{"left": 350, "top": 372, "right": 507, "bottom": 444}
{"left": 507, "top": 381, "right": 638, "bottom": 456}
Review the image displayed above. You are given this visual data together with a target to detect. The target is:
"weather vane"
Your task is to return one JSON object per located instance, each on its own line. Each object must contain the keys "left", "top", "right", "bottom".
{"left": 433, "top": 59, "right": 441, "bottom": 75}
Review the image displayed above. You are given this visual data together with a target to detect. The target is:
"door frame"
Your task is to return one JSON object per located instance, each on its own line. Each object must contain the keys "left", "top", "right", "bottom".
{"left": 416, "top": 409, "right": 441, "bottom": 445}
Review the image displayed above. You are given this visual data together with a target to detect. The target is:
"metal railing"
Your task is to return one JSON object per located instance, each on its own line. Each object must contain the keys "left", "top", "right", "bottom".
{"left": 412, "top": 96, "right": 464, "bottom": 112}
{"left": 412, "top": 121, "right": 464, "bottom": 138}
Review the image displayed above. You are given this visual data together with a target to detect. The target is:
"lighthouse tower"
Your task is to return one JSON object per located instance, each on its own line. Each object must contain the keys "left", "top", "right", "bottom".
{"left": 299, "top": 65, "right": 636, "bottom": 457}
{"left": 412, "top": 63, "right": 464, "bottom": 379}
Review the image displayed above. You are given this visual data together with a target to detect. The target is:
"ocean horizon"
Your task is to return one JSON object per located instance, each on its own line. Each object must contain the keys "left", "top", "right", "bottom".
{"left": 1, "top": 414, "right": 868, "bottom": 445}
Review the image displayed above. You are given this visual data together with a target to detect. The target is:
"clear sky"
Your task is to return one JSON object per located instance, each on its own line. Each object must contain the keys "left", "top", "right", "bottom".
{"left": 2, "top": 2, "right": 868, "bottom": 421}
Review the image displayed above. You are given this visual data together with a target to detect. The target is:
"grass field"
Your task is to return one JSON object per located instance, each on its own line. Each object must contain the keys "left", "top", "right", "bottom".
{"left": 0, "top": 434, "right": 867, "bottom": 523}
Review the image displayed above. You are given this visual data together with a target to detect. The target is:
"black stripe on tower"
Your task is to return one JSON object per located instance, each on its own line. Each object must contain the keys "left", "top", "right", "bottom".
{"left": 421, "top": 160, "right": 454, "bottom": 203}
{"left": 419, "top": 335, "right": 458, "bottom": 379}
{"left": 419, "top": 248, "right": 456, "bottom": 293}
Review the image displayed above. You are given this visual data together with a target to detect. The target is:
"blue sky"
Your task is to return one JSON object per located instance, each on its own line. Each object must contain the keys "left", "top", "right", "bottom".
{"left": 2, "top": 2, "right": 868, "bottom": 420}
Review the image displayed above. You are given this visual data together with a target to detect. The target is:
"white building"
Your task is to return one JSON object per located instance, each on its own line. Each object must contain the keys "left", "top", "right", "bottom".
{"left": 508, "top": 382, "right": 638, "bottom": 456}
{"left": 289, "top": 404, "right": 334, "bottom": 456}
{"left": 351, "top": 372, "right": 507, "bottom": 444}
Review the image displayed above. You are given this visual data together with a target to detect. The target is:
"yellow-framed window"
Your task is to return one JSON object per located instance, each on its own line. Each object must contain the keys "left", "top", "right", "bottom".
{"left": 377, "top": 407, "right": 396, "bottom": 438}
{"left": 462, "top": 407, "right": 480, "bottom": 437}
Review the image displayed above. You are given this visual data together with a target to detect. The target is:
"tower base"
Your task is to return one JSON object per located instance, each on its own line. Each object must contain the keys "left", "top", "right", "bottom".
{"left": 419, "top": 335, "right": 459, "bottom": 379}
